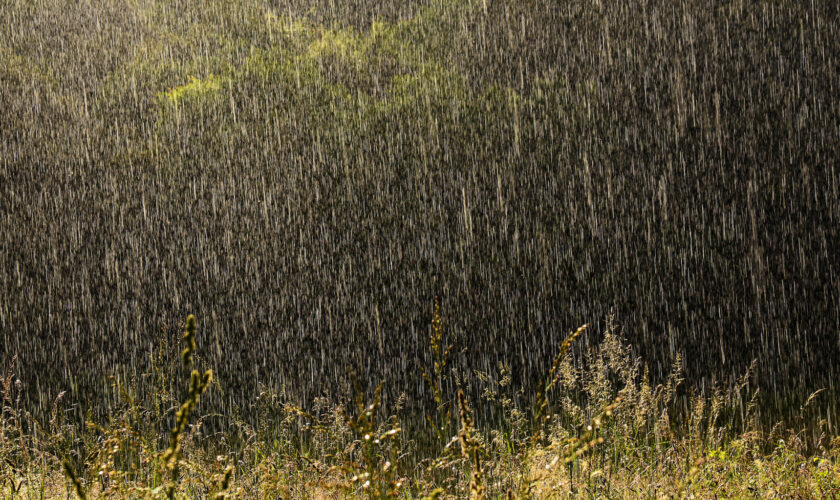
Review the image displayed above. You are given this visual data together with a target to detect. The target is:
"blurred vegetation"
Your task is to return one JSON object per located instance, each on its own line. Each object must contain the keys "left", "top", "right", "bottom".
{"left": 1, "top": 0, "right": 838, "bottom": 460}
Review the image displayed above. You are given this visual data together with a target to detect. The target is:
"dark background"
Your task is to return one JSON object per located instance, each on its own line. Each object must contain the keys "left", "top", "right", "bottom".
{"left": 1, "top": 0, "right": 838, "bottom": 429}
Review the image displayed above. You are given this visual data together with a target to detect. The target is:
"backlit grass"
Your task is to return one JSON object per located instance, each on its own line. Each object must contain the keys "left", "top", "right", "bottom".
{"left": 3, "top": 313, "right": 839, "bottom": 498}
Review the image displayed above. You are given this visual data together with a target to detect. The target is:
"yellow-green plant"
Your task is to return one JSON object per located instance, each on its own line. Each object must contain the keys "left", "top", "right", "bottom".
{"left": 62, "top": 459, "right": 87, "bottom": 500}
{"left": 457, "top": 390, "right": 486, "bottom": 500}
{"left": 341, "top": 376, "right": 405, "bottom": 498}
{"left": 161, "top": 315, "right": 214, "bottom": 499}
{"left": 420, "top": 297, "right": 454, "bottom": 444}
{"left": 211, "top": 461, "right": 234, "bottom": 499}
{"left": 158, "top": 75, "right": 224, "bottom": 105}
{"left": 532, "top": 324, "right": 588, "bottom": 445}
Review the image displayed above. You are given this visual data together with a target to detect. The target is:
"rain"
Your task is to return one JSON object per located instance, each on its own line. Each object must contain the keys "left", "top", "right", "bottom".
{"left": 1, "top": 0, "right": 838, "bottom": 490}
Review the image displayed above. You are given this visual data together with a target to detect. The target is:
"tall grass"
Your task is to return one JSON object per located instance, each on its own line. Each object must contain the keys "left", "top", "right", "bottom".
{"left": 2, "top": 313, "right": 839, "bottom": 498}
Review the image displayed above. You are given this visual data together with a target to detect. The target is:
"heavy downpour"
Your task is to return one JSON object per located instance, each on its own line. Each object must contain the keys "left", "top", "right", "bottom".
{"left": 1, "top": 0, "right": 839, "bottom": 497}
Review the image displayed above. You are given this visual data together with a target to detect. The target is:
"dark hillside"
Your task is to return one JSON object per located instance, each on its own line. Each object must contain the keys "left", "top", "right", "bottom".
{"left": 1, "top": 0, "right": 838, "bottom": 427}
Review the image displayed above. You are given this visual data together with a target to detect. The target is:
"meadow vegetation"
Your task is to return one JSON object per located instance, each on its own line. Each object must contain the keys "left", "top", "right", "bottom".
{"left": 2, "top": 312, "right": 839, "bottom": 498}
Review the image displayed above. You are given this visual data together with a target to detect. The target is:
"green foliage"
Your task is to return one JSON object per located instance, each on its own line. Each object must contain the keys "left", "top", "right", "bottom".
{"left": 158, "top": 75, "right": 224, "bottom": 105}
